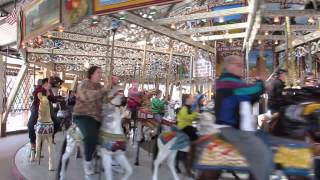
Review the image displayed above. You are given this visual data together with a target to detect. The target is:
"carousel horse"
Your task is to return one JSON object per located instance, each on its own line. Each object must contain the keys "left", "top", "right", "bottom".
{"left": 31, "top": 92, "right": 55, "bottom": 171}
{"left": 57, "top": 87, "right": 131, "bottom": 180}
{"left": 261, "top": 87, "right": 320, "bottom": 178}
{"left": 99, "top": 89, "right": 133, "bottom": 180}
{"left": 57, "top": 123, "right": 83, "bottom": 180}
{"left": 153, "top": 101, "right": 313, "bottom": 180}
{"left": 152, "top": 102, "right": 218, "bottom": 180}
{"left": 135, "top": 97, "right": 176, "bottom": 166}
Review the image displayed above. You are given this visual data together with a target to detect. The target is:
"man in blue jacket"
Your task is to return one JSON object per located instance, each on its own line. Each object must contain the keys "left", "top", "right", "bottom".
{"left": 215, "top": 55, "right": 272, "bottom": 180}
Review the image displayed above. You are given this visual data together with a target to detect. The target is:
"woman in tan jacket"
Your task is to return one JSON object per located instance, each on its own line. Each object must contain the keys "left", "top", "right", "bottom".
{"left": 73, "top": 66, "right": 107, "bottom": 175}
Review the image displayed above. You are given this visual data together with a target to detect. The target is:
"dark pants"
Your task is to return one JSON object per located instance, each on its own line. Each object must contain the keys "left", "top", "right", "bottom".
{"left": 182, "top": 126, "right": 198, "bottom": 141}
{"left": 73, "top": 115, "right": 100, "bottom": 161}
{"left": 130, "top": 109, "right": 138, "bottom": 128}
{"left": 27, "top": 108, "right": 38, "bottom": 145}
{"left": 315, "top": 159, "right": 320, "bottom": 180}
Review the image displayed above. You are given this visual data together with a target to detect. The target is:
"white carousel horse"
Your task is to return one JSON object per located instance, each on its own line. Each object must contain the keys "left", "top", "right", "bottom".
{"left": 58, "top": 88, "right": 132, "bottom": 180}
{"left": 152, "top": 101, "right": 256, "bottom": 180}
{"left": 58, "top": 124, "right": 83, "bottom": 180}
{"left": 99, "top": 92, "right": 133, "bottom": 180}
{"left": 31, "top": 93, "right": 55, "bottom": 171}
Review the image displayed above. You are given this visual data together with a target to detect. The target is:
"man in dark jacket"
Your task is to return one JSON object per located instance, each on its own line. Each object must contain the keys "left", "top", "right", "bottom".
{"left": 268, "top": 69, "right": 287, "bottom": 113}
{"left": 215, "top": 55, "right": 272, "bottom": 180}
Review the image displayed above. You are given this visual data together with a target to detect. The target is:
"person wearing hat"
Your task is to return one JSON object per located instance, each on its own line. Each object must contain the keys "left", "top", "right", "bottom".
{"left": 268, "top": 69, "right": 287, "bottom": 113}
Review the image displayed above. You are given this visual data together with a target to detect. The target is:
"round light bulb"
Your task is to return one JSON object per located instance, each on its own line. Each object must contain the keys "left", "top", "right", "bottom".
{"left": 219, "top": 17, "right": 224, "bottom": 23}
{"left": 274, "top": 16, "right": 280, "bottom": 23}
{"left": 84, "top": 62, "right": 90, "bottom": 69}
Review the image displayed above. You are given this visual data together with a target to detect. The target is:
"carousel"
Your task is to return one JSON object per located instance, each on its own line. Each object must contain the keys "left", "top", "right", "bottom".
{"left": 0, "top": 0, "right": 319, "bottom": 180}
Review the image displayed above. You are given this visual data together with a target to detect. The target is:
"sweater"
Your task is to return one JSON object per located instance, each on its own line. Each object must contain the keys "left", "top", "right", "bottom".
{"left": 151, "top": 97, "right": 165, "bottom": 114}
{"left": 177, "top": 106, "right": 198, "bottom": 129}
{"left": 215, "top": 72, "right": 264, "bottom": 129}
{"left": 73, "top": 79, "right": 106, "bottom": 122}
{"left": 127, "top": 87, "right": 142, "bottom": 110}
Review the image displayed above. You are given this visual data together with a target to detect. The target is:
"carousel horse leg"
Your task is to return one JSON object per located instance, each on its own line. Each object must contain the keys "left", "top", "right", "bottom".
{"left": 101, "top": 148, "right": 113, "bottom": 180}
{"left": 167, "top": 150, "right": 180, "bottom": 180}
{"left": 47, "top": 135, "right": 54, "bottom": 171}
{"left": 35, "top": 134, "right": 42, "bottom": 164}
{"left": 59, "top": 139, "right": 74, "bottom": 180}
{"left": 175, "top": 151, "right": 182, "bottom": 174}
{"left": 152, "top": 139, "right": 172, "bottom": 180}
{"left": 114, "top": 153, "right": 132, "bottom": 180}
{"left": 30, "top": 143, "right": 36, "bottom": 162}
{"left": 76, "top": 144, "right": 82, "bottom": 158}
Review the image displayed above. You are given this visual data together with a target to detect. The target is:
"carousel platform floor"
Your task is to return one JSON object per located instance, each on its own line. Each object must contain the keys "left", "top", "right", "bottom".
{"left": 13, "top": 132, "right": 248, "bottom": 180}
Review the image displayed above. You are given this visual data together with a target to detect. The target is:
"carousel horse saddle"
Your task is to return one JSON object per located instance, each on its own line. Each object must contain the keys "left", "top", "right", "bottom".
{"left": 99, "top": 131, "right": 127, "bottom": 152}
{"left": 194, "top": 134, "right": 312, "bottom": 176}
{"left": 159, "top": 127, "right": 190, "bottom": 150}
{"left": 35, "top": 122, "right": 54, "bottom": 134}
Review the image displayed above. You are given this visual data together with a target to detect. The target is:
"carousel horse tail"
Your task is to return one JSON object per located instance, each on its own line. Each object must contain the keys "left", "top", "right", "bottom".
{"left": 56, "top": 137, "right": 68, "bottom": 180}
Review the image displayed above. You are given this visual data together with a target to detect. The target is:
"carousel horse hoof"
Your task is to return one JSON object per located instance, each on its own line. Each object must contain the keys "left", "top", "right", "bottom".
{"left": 175, "top": 166, "right": 182, "bottom": 174}
{"left": 134, "top": 161, "right": 139, "bottom": 166}
{"left": 29, "top": 154, "right": 35, "bottom": 162}
{"left": 83, "top": 161, "right": 95, "bottom": 175}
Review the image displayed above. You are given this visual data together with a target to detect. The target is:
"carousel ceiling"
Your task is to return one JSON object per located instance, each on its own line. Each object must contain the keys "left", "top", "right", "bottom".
{"left": 15, "top": 0, "right": 320, "bottom": 80}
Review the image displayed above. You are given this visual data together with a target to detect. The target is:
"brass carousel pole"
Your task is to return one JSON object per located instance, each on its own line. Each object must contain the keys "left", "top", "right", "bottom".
{"left": 108, "top": 28, "right": 117, "bottom": 89}
{"left": 285, "top": 16, "right": 298, "bottom": 88}
{"left": 189, "top": 56, "right": 194, "bottom": 95}
{"left": 139, "top": 40, "right": 148, "bottom": 90}
{"left": 165, "top": 41, "right": 173, "bottom": 98}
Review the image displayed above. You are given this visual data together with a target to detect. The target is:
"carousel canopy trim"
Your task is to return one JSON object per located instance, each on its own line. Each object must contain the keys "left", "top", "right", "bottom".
{"left": 261, "top": 9, "right": 320, "bottom": 17}
{"left": 255, "top": 35, "right": 298, "bottom": 41}
{"left": 40, "top": 31, "right": 190, "bottom": 57}
{"left": 114, "top": 12, "right": 216, "bottom": 54}
{"left": 154, "top": 6, "right": 249, "bottom": 25}
{"left": 275, "top": 30, "right": 320, "bottom": 52}
{"left": 193, "top": 33, "right": 246, "bottom": 41}
{"left": 178, "top": 22, "right": 248, "bottom": 35}
{"left": 259, "top": 24, "right": 319, "bottom": 32}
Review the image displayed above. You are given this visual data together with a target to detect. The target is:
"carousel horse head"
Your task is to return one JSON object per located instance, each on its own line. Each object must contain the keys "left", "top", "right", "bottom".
{"left": 37, "top": 93, "right": 52, "bottom": 123}
{"left": 100, "top": 86, "right": 126, "bottom": 134}
{"left": 197, "top": 101, "right": 220, "bottom": 135}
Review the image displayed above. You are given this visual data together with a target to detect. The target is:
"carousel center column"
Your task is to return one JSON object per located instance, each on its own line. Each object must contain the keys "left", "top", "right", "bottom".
{"left": 285, "top": 16, "right": 298, "bottom": 88}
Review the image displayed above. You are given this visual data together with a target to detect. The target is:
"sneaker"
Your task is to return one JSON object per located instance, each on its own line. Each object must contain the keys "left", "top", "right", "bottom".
{"left": 83, "top": 160, "right": 95, "bottom": 175}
